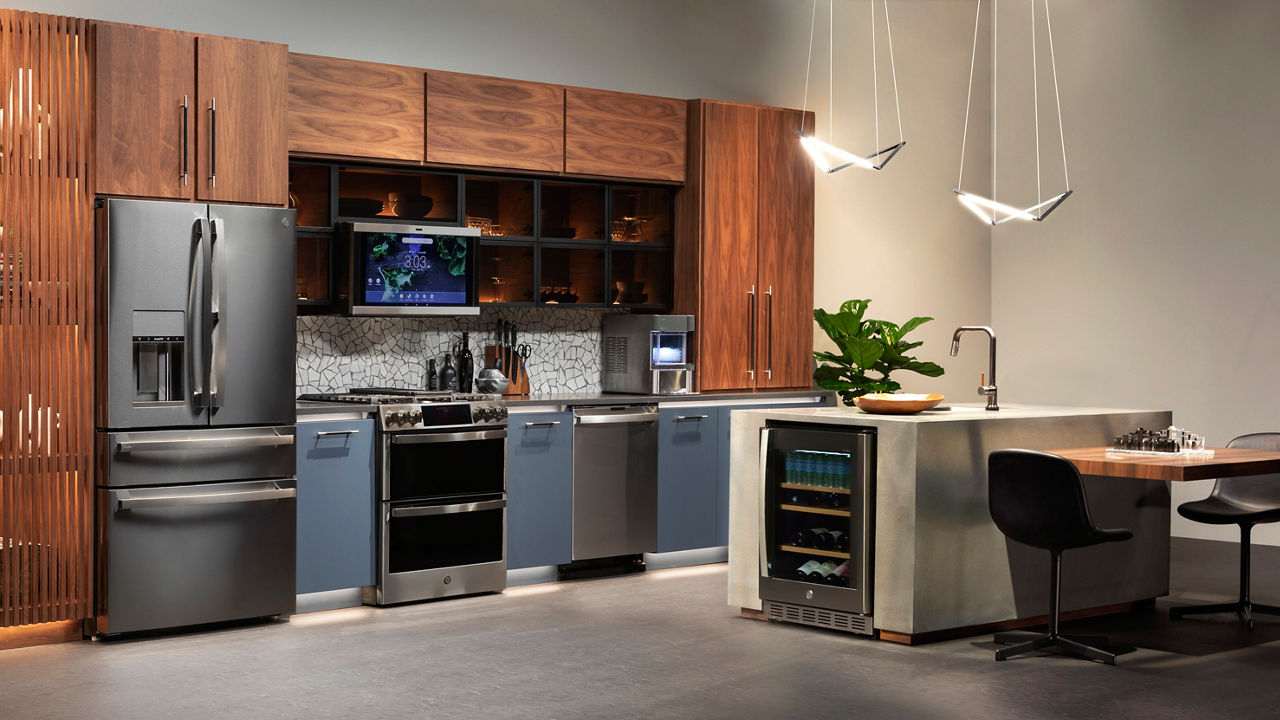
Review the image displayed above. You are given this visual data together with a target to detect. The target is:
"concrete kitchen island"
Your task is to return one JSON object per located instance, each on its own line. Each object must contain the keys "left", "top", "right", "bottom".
{"left": 727, "top": 403, "right": 1174, "bottom": 642}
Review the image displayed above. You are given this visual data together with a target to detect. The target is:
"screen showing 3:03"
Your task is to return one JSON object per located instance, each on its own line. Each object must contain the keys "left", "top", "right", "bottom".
{"left": 360, "top": 232, "right": 469, "bottom": 305}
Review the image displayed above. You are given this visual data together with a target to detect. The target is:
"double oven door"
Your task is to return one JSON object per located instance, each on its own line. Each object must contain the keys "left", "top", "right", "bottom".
{"left": 371, "top": 426, "right": 507, "bottom": 605}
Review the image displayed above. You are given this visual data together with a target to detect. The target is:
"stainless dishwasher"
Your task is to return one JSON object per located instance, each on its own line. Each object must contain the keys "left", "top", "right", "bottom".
{"left": 571, "top": 405, "right": 658, "bottom": 560}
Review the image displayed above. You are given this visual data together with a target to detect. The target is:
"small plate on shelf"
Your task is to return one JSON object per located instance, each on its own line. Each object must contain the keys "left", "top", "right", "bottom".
{"left": 852, "top": 393, "right": 945, "bottom": 415}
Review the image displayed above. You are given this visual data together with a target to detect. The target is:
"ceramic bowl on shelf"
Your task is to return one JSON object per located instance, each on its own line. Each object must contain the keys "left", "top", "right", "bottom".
{"left": 337, "top": 197, "right": 385, "bottom": 217}
{"left": 852, "top": 393, "right": 944, "bottom": 415}
{"left": 387, "top": 193, "right": 433, "bottom": 219}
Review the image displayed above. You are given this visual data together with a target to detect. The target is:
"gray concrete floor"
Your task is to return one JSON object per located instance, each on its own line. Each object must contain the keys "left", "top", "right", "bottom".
{"left": 5, "top": 537, "right": 1280, "bottom": 719}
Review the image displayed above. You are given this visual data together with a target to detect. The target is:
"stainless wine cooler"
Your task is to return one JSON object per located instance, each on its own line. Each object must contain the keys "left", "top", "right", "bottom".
{"left": 759, "top": 422, "right": 875, "bottom": 635}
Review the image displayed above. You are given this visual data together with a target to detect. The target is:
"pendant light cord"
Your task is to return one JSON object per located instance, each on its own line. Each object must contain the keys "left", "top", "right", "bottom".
{"left": 1033, "top": 0, "right": 1041, "bottom": 205}
{"left": 883, "top": 0, "right": 905, "bottom": 144}
{"left": 871, "top": 0, "right": 879, "bottom": 157}
{"left": 957, "top": 0, "right": 983, "bottom": 189}
{"left": 1045, "top": 0, "right": 1070, "bottom": 189}
{"left": 802, "top": 0, "right": 816, "bottom": 118}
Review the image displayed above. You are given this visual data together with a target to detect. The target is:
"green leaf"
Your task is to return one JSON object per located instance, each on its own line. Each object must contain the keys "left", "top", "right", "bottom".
{"left": 816, "top": 378, "right": 858, "bottom": 392}
{"left": 813, "top": 350, "right": 846, "bottom": 364}
{"left": 841, "top": 337, "right": 884, "bottom": 368}
{"left": 838, "top": 299, "right": 870, "bottom": 322}
{"left": 902, "top": 360, "right": 946, "bottom": 377}
{"left": 869, "top": 320, "right": 900, "bottom": 345}
{"left": 895, "top": 340, "right": 924, "bottom": 353}
{"left": 899, "top": 316, "right": 933, "bottom": 336}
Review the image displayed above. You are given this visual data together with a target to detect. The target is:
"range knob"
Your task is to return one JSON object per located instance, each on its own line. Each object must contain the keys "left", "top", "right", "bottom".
{"left": 408, "top": 410, "right": 423, "bottom": 425}
{"left": 387, "top": 411, "right": 406, "bottom": 427}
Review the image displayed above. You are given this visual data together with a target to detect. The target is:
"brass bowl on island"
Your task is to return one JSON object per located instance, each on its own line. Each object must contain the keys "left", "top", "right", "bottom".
{"left": 852, "top": 392, "right": 944, "bottom": 414}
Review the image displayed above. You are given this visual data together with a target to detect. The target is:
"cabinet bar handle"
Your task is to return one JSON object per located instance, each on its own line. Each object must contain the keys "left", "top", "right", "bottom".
{"left": 675, "top": 414, "right": 709, "bottom": 421}
{"left": 765, "top": 285, "right": 774, "bottom": 380}
{"left": 523, "top": 421, "right": 561, "bottom": 428}
{"left": 208, "top": 97, "right": 216, "bottom": 188}
{"left": 315, "top": 429, "right": 360, "bottom": 437}
{"left": 180, "top": 95, "right": 188, "bottom": 187}
{"left": 747, "top": 286, "right": 756, "bottom": 381}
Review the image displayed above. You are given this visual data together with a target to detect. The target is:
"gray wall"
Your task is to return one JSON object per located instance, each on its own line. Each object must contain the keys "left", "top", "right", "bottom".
{"left": 44, "top": 0, "right": 993, "bottom": 403}
{"left": 991, "top": 0, "right": 1280, "bottom": 544}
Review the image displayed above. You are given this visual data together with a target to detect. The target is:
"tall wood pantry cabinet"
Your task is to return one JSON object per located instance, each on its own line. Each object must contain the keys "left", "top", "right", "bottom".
{"left": 675, "top": 100, "right": 815, "bottom": 391}
{"left": 94, "top": 22, "right": 287, "bottom": 205}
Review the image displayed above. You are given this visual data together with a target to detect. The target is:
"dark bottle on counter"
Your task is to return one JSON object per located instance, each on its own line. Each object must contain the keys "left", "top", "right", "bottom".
{"left": 458, "top": 332, "right": 474, "bottom": 393}
{"left": 426, "top": 359, "right": 439, "bottom": 391}
{"left": 440, "top": 353, "right": 459, "bottom": 391}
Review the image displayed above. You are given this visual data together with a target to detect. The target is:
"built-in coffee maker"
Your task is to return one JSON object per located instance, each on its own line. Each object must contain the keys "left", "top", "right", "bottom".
{"left": 602, "top": 314, "right": 695, "bottom": 395}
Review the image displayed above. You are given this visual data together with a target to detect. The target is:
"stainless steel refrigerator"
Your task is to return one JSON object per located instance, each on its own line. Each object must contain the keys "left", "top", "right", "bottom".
{"left": 95, "top": 198, "right": 298, "bottom": 636}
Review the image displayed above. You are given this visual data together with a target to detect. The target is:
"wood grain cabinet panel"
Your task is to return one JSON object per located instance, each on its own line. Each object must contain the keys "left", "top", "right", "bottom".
{"left": 196, "top": 35, "right": 288, "bottom": 205}
{"left": 564, "top": 88, "right": 686, "bottom": 182}
{"left": 94, "top": 22, "right": 195, "bottom": 199}
{"left": 696, "top": 102, "right": 757, "bottom": 392}
{"left": 426, "top": 71, "right": 564, "bottom": 173}
{"left": 756, "top": 107, "right": 815, "bottom": 389}
{"left": 677, "top": 101, "right": 815, "bottom": 392}
{"left": 288, "top": 53, "right": 424, "bottom": 163}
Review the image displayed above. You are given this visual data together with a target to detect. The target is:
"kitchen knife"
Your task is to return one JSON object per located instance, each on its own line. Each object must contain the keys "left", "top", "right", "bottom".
{"left": 502, "top": 320, "right": 511, "bottom": 376}
{"left": 504, "top": 320, "right": 514, "bottom": 371}
{"left": 495, "top": 320, "right": 503, "bottom": 374}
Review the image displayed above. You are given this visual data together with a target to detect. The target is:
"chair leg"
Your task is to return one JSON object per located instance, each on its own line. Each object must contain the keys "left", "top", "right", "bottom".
{"left": 996, "top": 634, "right": 1054, "bottom": 661}
{"left": 993, "top": 550, "right": 1118, "bottom": 664}
{"left": 1056, "top": 636, "right": 1117, "bottom": 665}
{"left": 1170, "top": 524, "right": 1269, "bottom": 629}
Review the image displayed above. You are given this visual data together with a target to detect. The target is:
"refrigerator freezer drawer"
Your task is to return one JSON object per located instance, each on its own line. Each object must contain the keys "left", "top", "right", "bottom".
{"left": 97, "top": 479, "right": 297, "bottom": 635}
{"left": 100, "top": 426, "right": 295, "bottom": 488}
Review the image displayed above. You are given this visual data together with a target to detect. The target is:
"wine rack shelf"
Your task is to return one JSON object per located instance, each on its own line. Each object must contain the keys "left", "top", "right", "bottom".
{"left": 779, "top": 504, "right": 850, "bottom": 517}
{"left": 779, "top": 545, "right": 850, "bottom": 560}
{"left": 780, "top": 482, "right": 850, "bottom": 495}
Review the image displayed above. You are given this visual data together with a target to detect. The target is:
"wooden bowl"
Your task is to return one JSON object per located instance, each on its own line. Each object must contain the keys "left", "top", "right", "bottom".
{"left": 852, "top": 393, "right": 944, "bottom": 414}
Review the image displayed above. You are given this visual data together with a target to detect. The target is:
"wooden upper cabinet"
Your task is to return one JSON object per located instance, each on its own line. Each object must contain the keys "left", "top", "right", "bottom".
{"left": 94, "top": 23, "right": 195, "bottom": 199}
{"left": 287, "top": 53, "right": 424, "bottom": 163}
{"left": 426, "top": 71, "right": 564, "bottom": 173}
{"left": 565, "top": 88, "right": 686, "bottom": 182}
{"left": 755, "top": 107, "right": 815, "bottom": 390}
{"left": 696, "top": 101, "right": 758, "bottom": 392}
{"left": 196, "top": 35, "right": 288, "bottom": 205}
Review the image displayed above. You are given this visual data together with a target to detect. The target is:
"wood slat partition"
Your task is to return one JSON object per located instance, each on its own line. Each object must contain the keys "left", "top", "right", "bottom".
{"left": 0, "top": 10, "right": 94, "bottom": 630}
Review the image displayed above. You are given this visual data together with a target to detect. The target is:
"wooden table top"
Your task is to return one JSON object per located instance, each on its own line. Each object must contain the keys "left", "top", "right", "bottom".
{"left": 1048, "top": 446, "right": 1280, "bottom": 482}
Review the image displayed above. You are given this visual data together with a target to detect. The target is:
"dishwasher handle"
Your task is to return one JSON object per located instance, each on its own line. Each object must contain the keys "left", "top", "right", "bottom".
{"left": 573, "top": 411, "right": 658, "bottom": 426}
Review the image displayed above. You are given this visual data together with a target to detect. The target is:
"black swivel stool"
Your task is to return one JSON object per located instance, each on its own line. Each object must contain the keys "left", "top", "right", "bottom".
{"left": 1171, "top": 432, "right": 1280, "bottom": 629}
{"left": 988, "top": 449, "right": 1133, "bottom": 664}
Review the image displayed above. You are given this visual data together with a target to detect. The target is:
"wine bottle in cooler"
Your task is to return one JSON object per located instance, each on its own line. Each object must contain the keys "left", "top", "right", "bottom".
{"left": 796, "top": 526, "right": 829, "bottom": 548}
{"left": 836, "top": 531, "right": 850, "bottom": 553}
{"left": 816, "top": 529, "right": 844, "bottom": 551}
{"left": 824, "top": 560, "right": 851, "bottom": 586}
{"left": 809, "top": 560, "right": 839, "bottom": 580}
{"left": 795, "top": 559, "right": 823, "bottom": 580}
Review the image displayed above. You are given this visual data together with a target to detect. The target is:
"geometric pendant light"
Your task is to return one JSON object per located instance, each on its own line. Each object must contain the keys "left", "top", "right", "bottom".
{"left": 799, "top": 0, "right": 906, "bottom": 174}
{"left": 955, "top": 0, "right": 1072, "bottom": 224}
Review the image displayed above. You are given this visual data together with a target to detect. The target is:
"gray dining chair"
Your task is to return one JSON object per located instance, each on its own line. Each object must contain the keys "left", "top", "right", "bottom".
{"left": 1171, "top": 432, "right": 1280, "bottom": 629}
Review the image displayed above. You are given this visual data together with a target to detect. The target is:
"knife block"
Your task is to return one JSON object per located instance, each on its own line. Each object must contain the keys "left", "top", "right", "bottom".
{"left": 484, "top": 346, "right": 529, "bottom": 396}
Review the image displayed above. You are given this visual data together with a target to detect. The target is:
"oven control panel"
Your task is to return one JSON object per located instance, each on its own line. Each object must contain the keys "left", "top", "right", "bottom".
{"left": 379, "top": 402, "right": 508, "bottom": 431}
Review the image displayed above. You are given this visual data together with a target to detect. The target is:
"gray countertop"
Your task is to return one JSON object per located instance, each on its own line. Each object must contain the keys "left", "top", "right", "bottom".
{"left": 297, "top": 389, "right": 833, "bottom": 417}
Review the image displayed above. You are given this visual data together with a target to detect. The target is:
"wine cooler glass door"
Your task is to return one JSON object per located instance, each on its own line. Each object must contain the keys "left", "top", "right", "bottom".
{"left": 759, "top": 425, "right": 874, "bottom": 616}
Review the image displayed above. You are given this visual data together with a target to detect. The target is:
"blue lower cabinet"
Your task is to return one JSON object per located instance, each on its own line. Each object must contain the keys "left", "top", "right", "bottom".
{"left": 508, "top": 411, "right": 573, "bottom": 570}
{"left": 657, "top": 407, "right": 720, "bottom": 552}
{"left": 717, "top": 400, "right": 828, "bottom": 545}
{"left": 296, "top": 419, "right": 376, "bottom": 594}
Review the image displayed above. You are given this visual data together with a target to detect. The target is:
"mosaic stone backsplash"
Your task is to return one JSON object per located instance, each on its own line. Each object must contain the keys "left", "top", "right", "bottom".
{"left": 296, "top": 308, "right": 614, "bottom": 396}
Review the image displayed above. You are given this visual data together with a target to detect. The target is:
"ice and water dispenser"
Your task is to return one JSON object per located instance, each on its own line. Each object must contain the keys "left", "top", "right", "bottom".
{"left": 130, "top": 310, "right": 186, "bottom": 404}
{"left": 601, "top": 314, "right": 695, "bottom": 395}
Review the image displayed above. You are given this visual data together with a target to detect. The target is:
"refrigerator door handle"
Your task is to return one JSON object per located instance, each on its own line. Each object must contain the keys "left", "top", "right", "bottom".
{"left": 208, "top": 216, "right": 227, "bottom": 409}
{"left": 114, "top": 430, "right": 294, "bottom": 454}
{"left": 189, "top": 217, "right": 209, "bottom": 408}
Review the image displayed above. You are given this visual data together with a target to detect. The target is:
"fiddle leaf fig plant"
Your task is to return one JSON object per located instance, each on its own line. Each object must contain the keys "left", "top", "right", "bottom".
{"left": 813, "top": 298, "right": 945, "bottom": 405}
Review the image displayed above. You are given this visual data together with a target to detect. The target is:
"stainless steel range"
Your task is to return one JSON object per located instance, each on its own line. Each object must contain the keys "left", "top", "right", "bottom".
{"left": 303, "top": 389, "right": 508, "bottom": 605}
